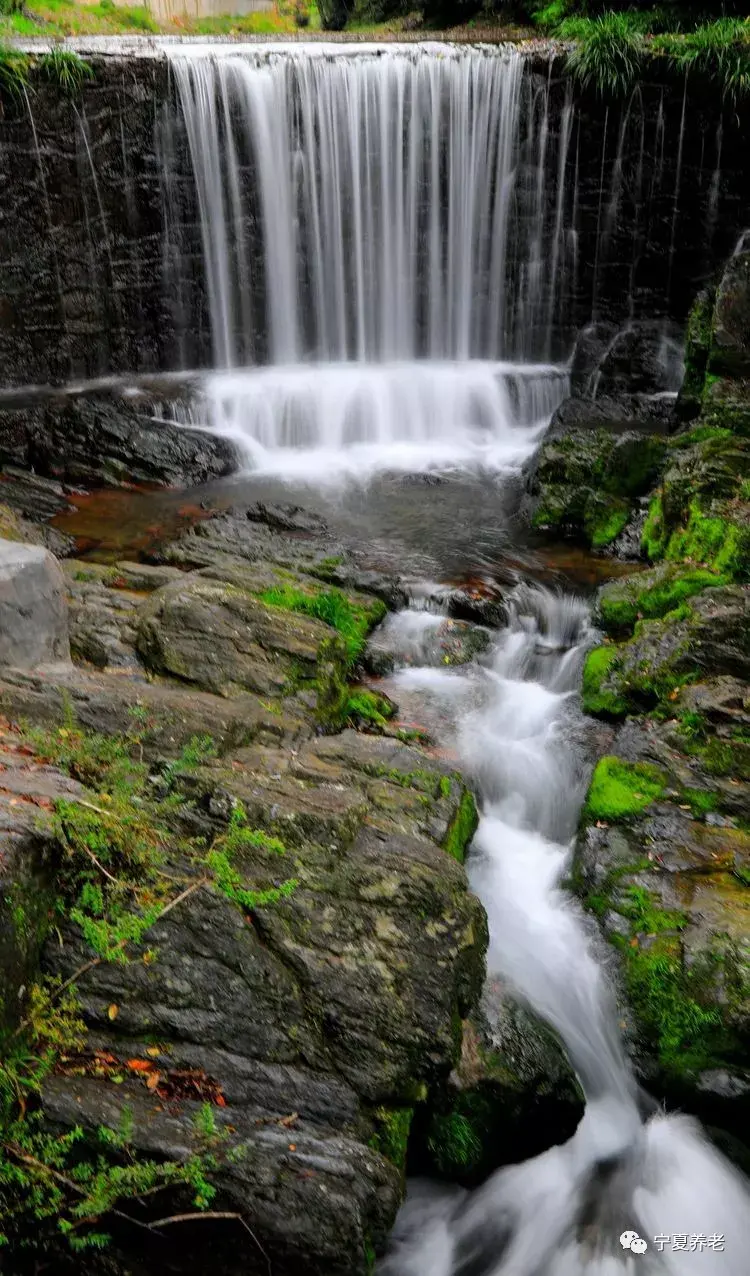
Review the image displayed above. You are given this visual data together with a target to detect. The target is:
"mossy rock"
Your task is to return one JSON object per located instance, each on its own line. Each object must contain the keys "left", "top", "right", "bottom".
{"left": 710, "top": 248, "right": 750, "bottom": 379}
{"left": 530, "top": 423, "right": 666, "bottom": 550}
{"left": 575, "top": 800, "right": 750, "bottom": 1114}
{"left": 596, "top": 563, "right": 727, "bottom": 638}
{"left": 583, "top": 586, "right": 750, "bottom": 719}
{"left": 411, "top": 1011, "right": 582, "bottom": 1185}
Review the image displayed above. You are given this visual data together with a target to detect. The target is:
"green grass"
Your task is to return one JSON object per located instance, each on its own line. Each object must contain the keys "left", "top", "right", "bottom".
{"left": 563, "top": 12, "right": 645, "bottom": 98}
{"left": 37, "top": 46, "right": 93, "bottom": 93}
{"left": 584, "top": 757, "right": 666, "bottom": 823}
{"left": 656, "top": 18, "right": 750, "bottom": 105}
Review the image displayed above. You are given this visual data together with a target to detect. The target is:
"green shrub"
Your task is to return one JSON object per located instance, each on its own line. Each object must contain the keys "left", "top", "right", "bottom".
{"left": 659, "top": 18, "right": 750, "bottom": 104}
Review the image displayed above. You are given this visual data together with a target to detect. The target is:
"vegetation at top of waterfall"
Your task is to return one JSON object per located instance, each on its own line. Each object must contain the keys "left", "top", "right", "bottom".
{"left": 544, "top": 10, "right": 750, "bottom": 102}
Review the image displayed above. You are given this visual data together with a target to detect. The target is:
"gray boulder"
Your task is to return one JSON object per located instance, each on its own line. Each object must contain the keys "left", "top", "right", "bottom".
{"left": 0, "top": 540, "right": 69, "bottom": 668}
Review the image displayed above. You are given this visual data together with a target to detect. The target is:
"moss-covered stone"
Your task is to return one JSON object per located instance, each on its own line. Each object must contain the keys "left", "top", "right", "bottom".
{"left": 596, "top": 563, "right": 726, "bottom": 637}
{"left": 369, "top": 1106, "right": 414, "bottom": 1171}
{"left": 530, "top": 424, "right": 667, "bottom": 551}
{"left": 584, "top": 757, "right": 666, "bottom": 823}
{"left": 581, "top": 645, "right": 628, "bottom": 717}
{"left": 443, "top": 788, "right": 479, "bottom": 863}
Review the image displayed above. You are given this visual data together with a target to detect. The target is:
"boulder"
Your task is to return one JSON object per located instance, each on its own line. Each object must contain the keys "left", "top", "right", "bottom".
{"left": 582, "top": 585, "right": 750, "bottom": 718}
{"left": 569, "top": 320, "right": 683, "bottom": 400}
{"left": 711, "top": 248, "right": 750, "bottom": 378}
{"left": 0, "top": 540, "right": 69, "bottom": 668}
{"left": 575, "top": 744, "right": 750, "bottom": 1125}
{"left": 0, "top": 391, "right": 238, "bottom": 492}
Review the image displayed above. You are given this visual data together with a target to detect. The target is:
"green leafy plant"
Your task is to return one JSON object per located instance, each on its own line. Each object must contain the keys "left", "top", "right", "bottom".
{"left": 259, "top": 584, "right": 385, "bottom": 666}
{"left": 0, "top": 44, "right": 30, "bottom": 102}
{"left": 38, "top": 48, "right": 94, "bottom": 95}
{"left": 564, "top": 12, "right": 645, "bottom": 97}
{"left": 659, "top": 18, "right": 750, "bottom": 105}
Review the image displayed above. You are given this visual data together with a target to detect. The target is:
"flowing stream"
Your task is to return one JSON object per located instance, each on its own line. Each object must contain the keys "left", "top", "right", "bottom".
{"left": 159, "top": 41, "right": 750, "bottom": 1272}
{"left": 375, "top": 588, "right": 750, "bottom": 1275}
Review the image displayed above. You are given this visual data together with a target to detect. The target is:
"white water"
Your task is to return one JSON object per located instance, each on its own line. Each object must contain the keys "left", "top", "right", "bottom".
{"left": 169, "top": 359, "right": 568, "bottom": 481}
{"left": 377, "top": 586, "right": 750, "bottom": 1275}
{"left": 165, "top": 45, "right": 574, "bottom": 479}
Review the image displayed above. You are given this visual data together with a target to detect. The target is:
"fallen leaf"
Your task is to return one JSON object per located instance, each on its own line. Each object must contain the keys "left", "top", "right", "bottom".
{"left": 215, "top": 1094, "right": 227, "bottom": 1107}
{"left": 146, "top": 1046, "right": 161, "bottom": 1058}
{"left": 288, "top": 1143, "right": 296, "bottom": 1151}
{"left": 146, "top": 1071, "right": 162, "bottom": 1091}
{"left": 629, "top": 937, "right": 639, "bottom": 948}
{"left": 107, "top": 1004, "right": 119, "bottom": 1021}
{"left": 279, "top": 1113, "right": 299, "bottom": 1127}
{"left": 126, "top": 1059, "right": 155, "bottom": 1073}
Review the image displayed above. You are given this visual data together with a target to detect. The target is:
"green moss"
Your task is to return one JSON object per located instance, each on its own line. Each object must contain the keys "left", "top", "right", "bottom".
{"left": 369, "top": 1106, "right": 413, "bottom": 1170}
{"left": 443, "top": 788, "right": 478, "bottom": 863}
{"left": 680, "top": 288, "right": 714, "bottom": 406}
{"left": 344, "top": 688, "right": 395, "bottom": 729}
{"left": 425, "top": 1110, "right": 483, "bottom": 1178}
{"left": 584, "top": 757, "right": 666, "bottom": 823}
{"left": 621, "top": 938, "right": 725, "bottom": 1074}
{"left": 680, "top": 787, "right": 719, "bottom": 818}
{"left": 584, "top": 496, "right": 630, "bottom": 549}
{"left": 641, "top": 494, "right": 668, "bottom": 561}
{"left": 439, "top": 775, "right": 451, "bottom": 799}
{"left": 259, "top": 585, "right": 386, "bottom": 666}
{"left": 581, "top": 645, "right": 627, "bottom": 718}
{"left": 664, "top": 500, "right": 749, "bottom": 580}
{"left": 597, "top": 567, "right": 722, "bottom": 636}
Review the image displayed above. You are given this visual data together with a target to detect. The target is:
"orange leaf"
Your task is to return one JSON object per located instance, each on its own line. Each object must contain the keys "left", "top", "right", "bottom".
{"left": 146, "top": 1071, "right": 162, "bottom": 1091}
{"left": 107, "top": 1004, "right": 119, "bottom": 1021}
{"left": 215, "top": 1094, "right": 227, "bottom": 1107}
{"left": 126, "top": 1059, "right": 154, "bottom": 1073}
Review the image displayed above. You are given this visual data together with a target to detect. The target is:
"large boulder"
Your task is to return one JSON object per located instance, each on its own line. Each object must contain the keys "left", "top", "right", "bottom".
{"left": 0, "top": 539, "right": 69, "bottom": 668}
{"left": 0, "top": 390, "right": 238, "bottom": 491}
{"left": 711, "top": 247, "right": 750, "bottom": 378}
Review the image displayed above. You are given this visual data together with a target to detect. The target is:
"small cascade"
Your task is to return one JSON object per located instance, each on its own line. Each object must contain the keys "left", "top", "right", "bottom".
{"left": 376, "top": 584, "right": 750, "bottom": 1275}
{"left": 170, "top": 359, "right": 569, "bottom": 479}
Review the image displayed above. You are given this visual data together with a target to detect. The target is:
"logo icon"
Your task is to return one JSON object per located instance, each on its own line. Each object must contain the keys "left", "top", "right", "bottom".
{"left": 620, "top": 1231, "right": 648, "bottom": 1255}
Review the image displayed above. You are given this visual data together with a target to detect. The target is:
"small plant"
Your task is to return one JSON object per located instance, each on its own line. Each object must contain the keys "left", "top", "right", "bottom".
{"left": 38, "top": 49, "right": 94, "bottom": 96}
{"left": 660, "top": 19, "right": 750, "bottom": 105}
{"left": 564, "top": 13, "right": 645, "bottom": 98}
{"left": 0, "top": 44, "right": 30, "bottom": 103}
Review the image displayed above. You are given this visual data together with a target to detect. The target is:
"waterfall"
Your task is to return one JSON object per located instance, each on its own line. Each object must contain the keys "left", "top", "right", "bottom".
{"left": 165, "top": 45, "right": 576, "bottom": 477}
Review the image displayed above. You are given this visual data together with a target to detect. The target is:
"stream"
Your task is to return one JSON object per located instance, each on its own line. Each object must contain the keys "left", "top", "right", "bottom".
{"left": 374, "top": 585, "right": 750, "bottom": 1274}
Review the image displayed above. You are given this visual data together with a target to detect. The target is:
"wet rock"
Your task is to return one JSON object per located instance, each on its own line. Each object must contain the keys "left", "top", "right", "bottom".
{"left": 26, "top": 714, "right": 486, "bottom": 1274}
{"left": 153, "top": 504, "right": 406, "bottom": 609}
{"left": 569, "top": 321, "right": 619, "bottom": 396}
{"left": 594, "top": 322, "right": 684, "bottom": 398}
{"left": 575, "top": 766, "right": 750, "bottom": 1125}
{"left": 0, "top": 734, "right": 83, "bottom": 1032}
{"left": 365, "top": 612, "right": 491, "bottom": 675}
{"left": 711, "top": 248, "right": 750, "bottom": 378}
{"left": 136, "top": 575, "right": 349, "bottom": 711}
{"left": 411, "top": 1000, "right": 583, "bottom": 1186}
{"left": 67, "top": 577, "right": 145, "bottom": 671}
{"left": 526, "top": 414, "right": 668, "bottom": 550}
{"left": 0, "top": 393, "right": 238, "bottom": 491}
{"left": 0, "top": 540, "right": 70, "bottom": 668}
{"left": 584, "top": 586, "right": 750, "bottom": 717}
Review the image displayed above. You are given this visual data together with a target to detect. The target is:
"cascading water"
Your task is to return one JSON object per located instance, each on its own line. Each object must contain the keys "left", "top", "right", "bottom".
{"left": 157, "top": 44, "right": 750, "bottom": 1267}
{"left": 375, "top": 587, "right": 750, "bottom": 1275}
{"left": 165, "top": 45, "right": 575, "bottom": 478}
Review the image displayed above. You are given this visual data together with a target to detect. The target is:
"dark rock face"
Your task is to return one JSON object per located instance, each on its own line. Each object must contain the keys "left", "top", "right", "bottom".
{"left": 0, "top": 390, "right": 237, "bottom": 492}
{"left": 0, "top": 56, "right": 749, "bottom": 386}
